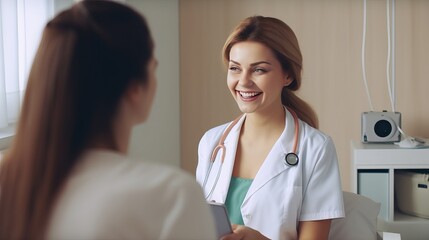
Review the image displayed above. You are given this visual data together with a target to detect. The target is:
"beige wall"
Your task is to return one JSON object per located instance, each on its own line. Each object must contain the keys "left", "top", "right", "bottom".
{"left": 179, "top": 0, "right": 429, "bottom": 190}
{"left": 127, "top": 0, "right": 181, "bottom": 166}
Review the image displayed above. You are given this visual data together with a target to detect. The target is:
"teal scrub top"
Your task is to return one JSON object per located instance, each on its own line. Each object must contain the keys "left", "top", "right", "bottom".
{"left": 224, "top": 177, "right": 253, "bottom": 225}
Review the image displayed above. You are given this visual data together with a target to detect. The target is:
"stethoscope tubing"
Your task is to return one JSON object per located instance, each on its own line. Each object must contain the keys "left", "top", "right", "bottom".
{"left": 202, "top": 116, "right": 241, "bottom": 199}
{"left": 290, "top": 109, "right": 300, "bottom": 156}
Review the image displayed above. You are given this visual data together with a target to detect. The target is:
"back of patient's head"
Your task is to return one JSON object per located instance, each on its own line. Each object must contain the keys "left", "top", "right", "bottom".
{"left": 0, "top": 1, "right": 153, "bottom": 239}
{"left": 29, "top": 0, "right": 154, "bottom": 152}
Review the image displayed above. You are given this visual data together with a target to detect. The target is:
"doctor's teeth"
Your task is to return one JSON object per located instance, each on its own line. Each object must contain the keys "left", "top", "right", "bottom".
{"left": 240, "top": 92, "right": 259, "bottom": 97}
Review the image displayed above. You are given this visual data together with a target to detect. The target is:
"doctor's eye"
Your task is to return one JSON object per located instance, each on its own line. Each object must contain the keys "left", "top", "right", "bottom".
{"left": 253, "top": 67, "right": 267, "bottom": 74}
{"left": 228, "top": 66, "right": 240, "bottom": 72}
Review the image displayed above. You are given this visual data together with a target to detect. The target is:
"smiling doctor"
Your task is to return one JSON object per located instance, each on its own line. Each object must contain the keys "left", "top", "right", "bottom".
{"left": 196, "top": 16, "right": 345, "bottom": 240}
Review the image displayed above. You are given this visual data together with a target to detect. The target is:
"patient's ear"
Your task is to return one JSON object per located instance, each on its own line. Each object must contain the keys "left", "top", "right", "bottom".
{"left": 122, "top": 79, "right": 154, "bottom": 124}
{"left": 124, "top": 81, "right": 145, "bottom": 105}
{"left": 119, "top": 82, "right": 145, "bottom": 122}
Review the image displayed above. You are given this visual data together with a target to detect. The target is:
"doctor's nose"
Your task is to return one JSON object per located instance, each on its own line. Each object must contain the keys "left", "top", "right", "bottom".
{"left": 237, "top": 72, "right": 253, "bottom": 87}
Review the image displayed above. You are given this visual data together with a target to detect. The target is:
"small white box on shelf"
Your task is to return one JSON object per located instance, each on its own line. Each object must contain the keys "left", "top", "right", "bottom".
{"left": 358, "top": 170, "right": 389, "bottom": 220}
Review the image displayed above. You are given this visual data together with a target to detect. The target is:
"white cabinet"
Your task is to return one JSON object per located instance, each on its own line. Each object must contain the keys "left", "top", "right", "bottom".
{"left": 351, "top": 141, "right": 429, "bottom": 240}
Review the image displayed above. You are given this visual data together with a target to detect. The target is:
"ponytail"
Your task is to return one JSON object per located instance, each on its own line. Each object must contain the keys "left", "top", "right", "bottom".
{"left": 282, "top": 88, "right": 318, "bottom": 129}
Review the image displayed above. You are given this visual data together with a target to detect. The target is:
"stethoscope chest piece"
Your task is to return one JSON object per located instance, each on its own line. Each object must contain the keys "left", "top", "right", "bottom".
{"left": 285, "top": 152, "right": 299, "bottom": 166}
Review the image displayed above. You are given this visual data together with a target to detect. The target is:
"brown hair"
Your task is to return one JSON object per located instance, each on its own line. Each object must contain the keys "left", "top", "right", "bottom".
{"left": 0, "top": 1, "right": 153, "bottom": 239}
{"left": 222, "top": 16, "right": 318, "bottom": 128}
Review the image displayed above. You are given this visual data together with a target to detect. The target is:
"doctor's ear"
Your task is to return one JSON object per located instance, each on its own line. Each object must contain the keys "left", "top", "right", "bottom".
{"left": 283, "top": 75, "right": 293, "bottom": 87}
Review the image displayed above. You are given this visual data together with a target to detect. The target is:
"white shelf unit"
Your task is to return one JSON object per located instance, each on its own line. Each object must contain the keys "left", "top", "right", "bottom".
{"left": 351, "top": 141, "right": 429, "bottom": 240}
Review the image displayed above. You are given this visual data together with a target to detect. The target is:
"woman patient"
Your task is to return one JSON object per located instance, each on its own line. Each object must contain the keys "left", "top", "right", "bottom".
{"left": 0, "top": 1, "right": 216, "bottom": 239}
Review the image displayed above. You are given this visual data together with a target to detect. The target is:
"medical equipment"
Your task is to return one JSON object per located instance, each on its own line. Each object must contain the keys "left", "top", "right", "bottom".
{"left": 361, "top": 111, "right": 401, "bottom": 143}
{"left": 202, "top": 109, "right": 300, "bottom": 199}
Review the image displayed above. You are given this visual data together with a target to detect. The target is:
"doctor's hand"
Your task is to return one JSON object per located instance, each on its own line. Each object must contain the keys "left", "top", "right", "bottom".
{"left": 220, "top": 224, "right": 270, "bottom": 240}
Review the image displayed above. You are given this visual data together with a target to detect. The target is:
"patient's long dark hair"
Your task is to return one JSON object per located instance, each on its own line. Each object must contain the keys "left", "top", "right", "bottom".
{"left": 0, "top": 1, "right": 153, "bottom": 239}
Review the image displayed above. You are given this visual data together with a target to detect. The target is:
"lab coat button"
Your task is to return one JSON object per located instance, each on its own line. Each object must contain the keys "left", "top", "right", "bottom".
{"left": 245, "top": 214, "right": 251, "bottom": 219}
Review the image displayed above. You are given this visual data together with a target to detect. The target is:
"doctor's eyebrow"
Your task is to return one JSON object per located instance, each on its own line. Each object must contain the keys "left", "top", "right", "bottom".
{"left": 229, "top": 60, "right": 272, "bottom": 66}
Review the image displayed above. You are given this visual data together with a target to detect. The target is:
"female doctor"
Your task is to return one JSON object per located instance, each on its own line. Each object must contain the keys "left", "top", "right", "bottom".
{"left": 196, "top": 16, "right": 345, "bottom": 240}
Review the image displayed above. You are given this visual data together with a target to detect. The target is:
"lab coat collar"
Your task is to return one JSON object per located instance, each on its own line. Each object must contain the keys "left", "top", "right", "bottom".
{"left": 223, "top": 114, "right": 246, "bottom": 144}
{"left": 244, "top": 107, "right": 299, "bottom": 202}
{"left": 209, "top": 109, "right": 299, "bottom": 203}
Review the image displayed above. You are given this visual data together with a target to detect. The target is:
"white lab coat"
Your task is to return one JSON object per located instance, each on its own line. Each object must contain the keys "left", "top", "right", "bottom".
{"left": 48, "top": 149, "right": 217, "bottom": 240}
{"left": 196, "top": 109, "right": 345, "bottom": 240}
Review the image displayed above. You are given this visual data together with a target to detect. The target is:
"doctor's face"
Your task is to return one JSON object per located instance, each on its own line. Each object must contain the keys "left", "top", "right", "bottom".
{"left": 227, "top": 41, "right": 292, "bottom": 115}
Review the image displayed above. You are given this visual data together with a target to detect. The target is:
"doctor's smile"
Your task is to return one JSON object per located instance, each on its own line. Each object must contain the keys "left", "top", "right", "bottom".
{"left": 237, "top": 91, "right": 263, "bottom": 100}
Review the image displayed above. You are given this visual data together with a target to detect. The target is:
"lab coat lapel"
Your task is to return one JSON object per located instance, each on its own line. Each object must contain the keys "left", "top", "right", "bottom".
{"left": 209, "top": 115, "right": 246, "bottom": 203}
{"left": 244, "top": 108, "right": 297, "bottom": 202}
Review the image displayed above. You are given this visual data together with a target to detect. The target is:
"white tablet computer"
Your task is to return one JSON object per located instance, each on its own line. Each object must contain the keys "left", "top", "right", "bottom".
{"left": 208, "top": 201, "right": 233, "bottom": 238}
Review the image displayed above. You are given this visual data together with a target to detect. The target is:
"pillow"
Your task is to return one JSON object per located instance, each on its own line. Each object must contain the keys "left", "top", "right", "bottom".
{"left": 329, "top": 191, "right": 381, "bottom": 240}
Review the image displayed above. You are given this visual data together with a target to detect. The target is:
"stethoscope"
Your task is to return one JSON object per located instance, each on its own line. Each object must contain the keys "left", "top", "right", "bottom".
{"left": 202, "top": 108, "right": 300, "bottom": 199}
